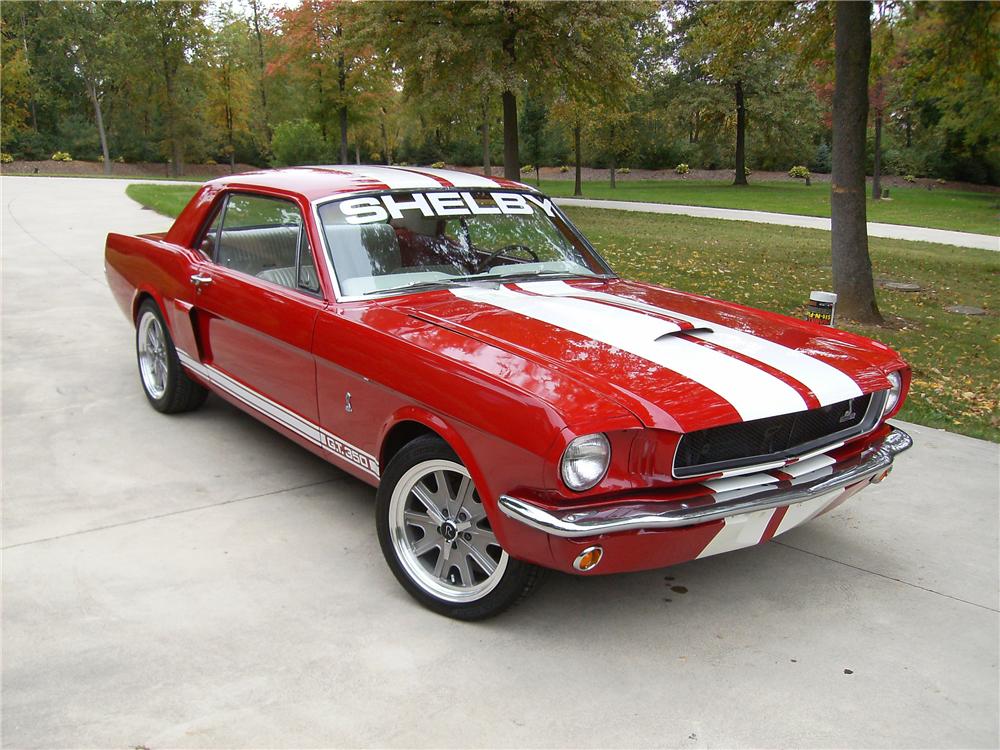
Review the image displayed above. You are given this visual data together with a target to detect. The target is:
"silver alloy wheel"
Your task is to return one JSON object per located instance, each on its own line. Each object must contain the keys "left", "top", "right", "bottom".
{"left": 137, "top": 311, "right": 169, "bottom": 400}
{"left": 389, "top": 458, "right": 509, "bottom": 602}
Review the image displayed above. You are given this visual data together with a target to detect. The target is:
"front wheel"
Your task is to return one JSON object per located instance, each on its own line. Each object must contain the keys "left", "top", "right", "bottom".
{"left": 376, "top": 436, "right": 543, "bottom": 620}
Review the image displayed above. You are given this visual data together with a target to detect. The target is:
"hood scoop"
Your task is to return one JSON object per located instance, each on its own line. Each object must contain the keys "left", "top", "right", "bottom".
{"left": 656, "top": 326, "right": 713, "bottom": 341}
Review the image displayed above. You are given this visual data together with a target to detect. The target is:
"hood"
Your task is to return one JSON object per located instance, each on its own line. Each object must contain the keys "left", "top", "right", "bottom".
{"left": 388, "top": 278, "right": 905, "bottom": 433}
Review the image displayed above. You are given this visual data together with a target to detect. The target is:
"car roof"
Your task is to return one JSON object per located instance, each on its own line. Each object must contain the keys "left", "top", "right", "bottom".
{"left": 205, "top": 165, "right": 535, "bottom": 203}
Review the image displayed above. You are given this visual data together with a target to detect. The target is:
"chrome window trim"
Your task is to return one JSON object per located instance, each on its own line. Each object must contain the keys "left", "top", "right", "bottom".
{"left": 309, "top": 188, "right": 615, "bottom": 303}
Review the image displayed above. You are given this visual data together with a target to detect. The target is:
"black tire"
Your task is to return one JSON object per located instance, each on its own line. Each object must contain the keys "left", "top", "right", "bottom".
{"left": 135, "top": 299, "right": 207, "bottom": 414}
{"left": 376, "top": 435, "right": 544, "bottom": 620}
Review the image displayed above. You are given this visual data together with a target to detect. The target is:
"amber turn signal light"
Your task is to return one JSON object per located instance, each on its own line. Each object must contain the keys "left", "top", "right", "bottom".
{"left": 573, "top": 546, "right": 604, "bottom": 572}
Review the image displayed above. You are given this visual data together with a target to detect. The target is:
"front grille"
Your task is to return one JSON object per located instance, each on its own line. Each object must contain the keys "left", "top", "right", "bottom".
{"left": 674, "top": 391, "right": 885, "bottom": 478}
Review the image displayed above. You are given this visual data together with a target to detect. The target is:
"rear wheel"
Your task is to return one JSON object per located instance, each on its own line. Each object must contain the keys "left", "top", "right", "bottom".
{"left": 376, "top": 436, "right": 543, "bottom": 620}
{"left": 135, "top": 299, "right": 207, "bottom": 414}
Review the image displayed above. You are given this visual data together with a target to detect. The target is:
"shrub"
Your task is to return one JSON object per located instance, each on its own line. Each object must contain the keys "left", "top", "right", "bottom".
{"left": 520, "top": 164, "right": 534, "bottom": 174}
{"left": 430, "top": 160, "right": 446, "bottom": 169}
{"left": 56, "top": 114, "right": 100, "bottom": 161}
{"left": 51, "top": 151, "right": 73, "bottom": 162}
{"left": 270, "top": 119, "right": 328, "bottom": 167}
{"left": 559, "top": 164, "right": 569, "bottom": 173}
{"left": 788, "top": 165, "right": 810, "bottom": 179}
{"left": 744, "top": 166, "right": 752, "bottom": 176}
{"left": 675, "top": 163, "right": 690, "bottom": 174}
{"left": 904, "top": 174, "right": 916, "bottom": 183}
{"left": 0, "top": 152, "right": 12, "bottom": 164}
{"left": 619, "top": 166, "right": 631, "bottom": 175}
{"left": 115, "top": 155, "right": 126, "bottom": 163}
{"left": 204, "top": 158, "right": 217, "bottom": 165}
{"left": 810, "top": 142, "right": 832, "bottom": 173}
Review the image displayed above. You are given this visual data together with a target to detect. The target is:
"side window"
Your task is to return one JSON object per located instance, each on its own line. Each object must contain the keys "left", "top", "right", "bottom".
{"left": 199, "top": 200, "right": 226, "bottom": 259}
{"left": 217, "top": 194, "right": 314, "bottom": 292}
{"left": 297, "top": 229, "right": 320, "bottom": 293}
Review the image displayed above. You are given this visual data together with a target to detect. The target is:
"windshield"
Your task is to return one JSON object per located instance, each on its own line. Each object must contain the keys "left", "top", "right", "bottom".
{"left": 317, "top": 190, "right": 613, "bottom": 297}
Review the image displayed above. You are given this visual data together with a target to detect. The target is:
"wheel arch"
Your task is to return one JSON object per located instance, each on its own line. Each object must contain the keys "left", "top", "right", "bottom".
{"left": 131, "top": 286, "right": 166, "bottom": 324}
{"left": 378, "top": 408, "right": 489, "bottom": 500}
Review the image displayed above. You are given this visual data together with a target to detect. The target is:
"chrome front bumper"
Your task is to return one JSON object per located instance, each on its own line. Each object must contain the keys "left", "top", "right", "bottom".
{"left": 499, "top": 428, "right": 912, "bottom": 539}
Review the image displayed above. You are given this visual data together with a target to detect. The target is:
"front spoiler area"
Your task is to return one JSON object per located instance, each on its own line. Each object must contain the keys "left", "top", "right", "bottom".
{"left": 499, "top": 428, "right": 912, "bottom": 539}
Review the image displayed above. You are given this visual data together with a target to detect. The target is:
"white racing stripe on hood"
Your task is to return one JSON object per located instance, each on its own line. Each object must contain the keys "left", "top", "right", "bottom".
{"left": 452, "top": 285, "right": 807, "bottom": 421}
{"left": 518, "top": 281, "right": 864, "bottom": 406}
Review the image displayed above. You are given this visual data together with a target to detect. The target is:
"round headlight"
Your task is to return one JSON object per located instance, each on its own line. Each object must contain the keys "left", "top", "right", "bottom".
{"left": 883, "top": 370, "right": 902, "bottom": 416}
{"left": 561, "top": 433, "right": 611, "bottom": 491}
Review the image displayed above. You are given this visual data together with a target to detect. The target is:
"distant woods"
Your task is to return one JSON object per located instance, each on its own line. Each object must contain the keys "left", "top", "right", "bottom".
{"left": 1, "top": 0, "right": 997, "bottom": 185}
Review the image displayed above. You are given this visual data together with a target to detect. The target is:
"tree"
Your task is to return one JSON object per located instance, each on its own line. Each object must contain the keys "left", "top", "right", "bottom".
{"left": 43, "top": 2, "right": 120, "bottom": 173}
{"left": 0, "top": 16, "right": 33, "bottom": 154}
{"left": 379, "top": 1, "right": 653, "bottom": 179}
{"left": 678, "top": 2, "right": 798, "bottom": 186}
{"left": 275, "top": 0, "right": 387, "bottom": 164}
{"left": 246, "top": 0, "right": 273, "bottom": 146}
{"left": 519, "top": 91, "right": 546, "bottom": 185}
{"left": 831, "top": 1, "right": 882, "bottom": 324}
{"left": 120, "top": 1, "right": 209, "bottom": 176}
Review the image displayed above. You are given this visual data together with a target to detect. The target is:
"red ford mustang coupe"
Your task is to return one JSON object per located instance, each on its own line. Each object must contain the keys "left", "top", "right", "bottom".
{"left": 106, "top": 166, "right": 912, "bottom": 619}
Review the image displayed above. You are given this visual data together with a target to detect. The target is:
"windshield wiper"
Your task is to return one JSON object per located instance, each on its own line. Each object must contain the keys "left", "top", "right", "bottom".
{"left": 362, "top": 278, "right": 464, "bottom": 296}
{"left": 462, "top": 270, "right": 616, "bottom": 283}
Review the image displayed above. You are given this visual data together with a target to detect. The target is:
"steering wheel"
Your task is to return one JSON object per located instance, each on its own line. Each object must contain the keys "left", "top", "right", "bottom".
{"left": 474, "top": 244, "right": 540, "bottom": 273}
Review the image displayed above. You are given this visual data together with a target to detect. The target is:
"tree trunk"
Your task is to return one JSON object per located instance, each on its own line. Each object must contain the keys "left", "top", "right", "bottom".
{"left": 481, "top": 109, "right": 491, "bottom": 177}
{"left": 610, "top": 124, "right": 617, "bottom": 189}
{"left": 86, "top": 78, "right": 111, "bottom": 175}
{"left": 171, "top": 138, "right": 183, "bottom": 178}
{"left": 733, "top": 79, "right": 748, "bottom": 186}
{"left": 872, "top": 107, "right": 883, "bottom": 200}
{"left": 337, "top": 45, "right": 348, "bottom": 164}
{"left": 832, "top": 0, "right": 881, "bottom": 324}
{"left": 249, "top": 0, "right": 271, "bottom": 143}
{"left": 380, "top": 113, "right": 390, "bottom": 165}
{"left": 573, "top": 124, "right": 582, "bottom": 197}
{"left": 19, "top": 9, "right": 38, "bottom": 132}
{"left": 502, "top": 89, "right": 519, "bottom": 180}
{"left": 905, "top": 113, "right": 912, "bottom": 148}
{"left": 355, "top": 141, "right": 361, "bottom": 165}
{"left": 339, "top": 105, "right": 348, "bottom": 163}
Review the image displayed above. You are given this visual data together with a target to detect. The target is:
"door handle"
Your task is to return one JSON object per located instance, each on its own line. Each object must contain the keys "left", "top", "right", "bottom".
{"left": 190, "top": 273, "right": 213, "bottom": 287}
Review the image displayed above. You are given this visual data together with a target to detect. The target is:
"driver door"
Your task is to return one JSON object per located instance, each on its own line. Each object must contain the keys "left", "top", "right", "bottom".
{"left": 190, "top": 191, "right": 324, "bottom": 426}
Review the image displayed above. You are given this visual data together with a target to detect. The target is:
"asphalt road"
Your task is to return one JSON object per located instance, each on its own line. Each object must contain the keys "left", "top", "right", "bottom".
{"left": 3, "top": 176, "right": 998, "bottom": 749}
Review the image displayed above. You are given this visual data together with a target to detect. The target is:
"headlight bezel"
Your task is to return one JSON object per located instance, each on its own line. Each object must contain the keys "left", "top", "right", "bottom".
{"left": 882, "top": 370, "right": 903, "bottom": 417}
{"left": 560, "top": 433, "right": 611, "bottom": 492}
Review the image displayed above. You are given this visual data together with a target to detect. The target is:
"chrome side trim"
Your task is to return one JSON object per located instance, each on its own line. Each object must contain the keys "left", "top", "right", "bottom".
{"left": 176, "top": 350, "right": 380, "bottom": 478}
{"left": 498, "top": 428, "right": 912, "bottom": 538}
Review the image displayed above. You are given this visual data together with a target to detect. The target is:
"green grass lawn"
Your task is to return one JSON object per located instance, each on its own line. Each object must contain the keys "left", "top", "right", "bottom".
{"left": 539, "top": 179, "right": 1000, "bottom": 236}
{"left": 127, "top": 183, "right": 999, "bottom": 442}
{"left": 126, "top": 183, "right": 201, "bottom": 218}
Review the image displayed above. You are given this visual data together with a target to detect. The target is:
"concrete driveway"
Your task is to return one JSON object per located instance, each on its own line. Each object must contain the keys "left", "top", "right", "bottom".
{"left": 2, "top": 175, "right": 998, "bottom": 749}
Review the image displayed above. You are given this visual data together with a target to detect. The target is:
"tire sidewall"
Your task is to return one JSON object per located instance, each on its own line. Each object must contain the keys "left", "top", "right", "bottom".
{"left": 375, "top": 435, "right": 537, "bottom": 620}
{"left": 135, "top": 300, "right": 182, "bottom": 412}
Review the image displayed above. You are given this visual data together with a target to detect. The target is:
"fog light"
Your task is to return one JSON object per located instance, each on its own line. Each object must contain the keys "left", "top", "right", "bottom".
{"left": 573, "top": 546, "right": 603, "bottom": 572}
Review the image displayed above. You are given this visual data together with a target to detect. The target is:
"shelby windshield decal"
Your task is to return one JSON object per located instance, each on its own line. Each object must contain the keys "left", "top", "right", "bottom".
{"left": 338, "top": 191, "right": 556, "bottom": 224}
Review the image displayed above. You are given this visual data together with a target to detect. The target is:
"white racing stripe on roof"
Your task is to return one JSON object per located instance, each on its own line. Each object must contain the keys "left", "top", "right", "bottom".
{"left": 452, "top": 285, "right": 807, "bottom": 421}
{"left": 402, "top": 166, "right": 505, "bottom": 188}
{"left": 345, "top": 166, "right": 444, "bottom": 189}
{"left": 519, "top": 280, "right": 864, "bottom": 406}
